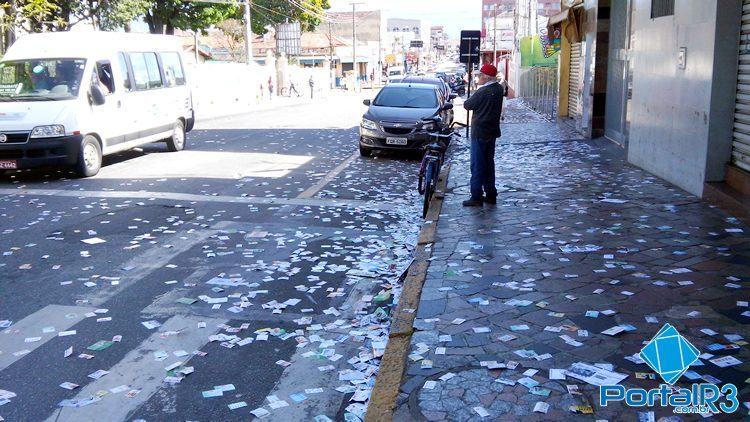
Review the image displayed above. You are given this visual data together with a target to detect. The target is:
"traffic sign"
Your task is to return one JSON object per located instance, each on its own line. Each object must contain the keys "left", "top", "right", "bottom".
{"left": 459, "top": 30, "right": 481, "bottom": 65}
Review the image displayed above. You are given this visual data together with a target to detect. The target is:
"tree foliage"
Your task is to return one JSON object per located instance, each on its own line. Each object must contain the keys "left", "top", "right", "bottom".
{"left": 1, "top": 0, "right": 150, "bottom": 32}
{"left": 250, "top": 0, "right": 330, "bottom": 34}
{"left": 1, "top": 0, "right": 61, "bottom": 32}
{"left": 1, "top": 0, "right": 331, "bottom": 52}
{"left": 143, "top": 0, "right": 237, "bottom": 35}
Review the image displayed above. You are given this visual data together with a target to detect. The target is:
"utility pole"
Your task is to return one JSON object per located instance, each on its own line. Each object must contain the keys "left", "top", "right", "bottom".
{"left": 328, "top": 22, "right": 334, "bottom": 89}
{"left": 493, "top": 4, "right": 498, "bottom": 66}
{"left": 350, "top": 2, "right": 363, "bottom": 91}
{"left": 378, "top": 17, "right": 382, "bottom": 88}
{"left": 194, "top": 31, "right": 199, "bottom": 63}
{"left": 244, "top": 0, "right": 253, "bottom": 64}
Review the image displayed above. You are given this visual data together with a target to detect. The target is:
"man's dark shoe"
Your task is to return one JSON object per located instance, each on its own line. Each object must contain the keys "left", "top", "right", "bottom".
{"left": 485, "top": 196, "right": 497, "bottom": 205}
{"left": 462, "top": 198, "right": 483, "bottom": 207}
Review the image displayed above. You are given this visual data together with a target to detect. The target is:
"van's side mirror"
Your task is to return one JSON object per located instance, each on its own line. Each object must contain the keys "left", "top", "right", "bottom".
{"left": 442, "top": 102, "right": 454, "bottom": 111}
{"left": 363, "top": 99, "right": 371, "bottom": 106}
{"left": 89, "top": 85, "right": 106, "bottom": 106}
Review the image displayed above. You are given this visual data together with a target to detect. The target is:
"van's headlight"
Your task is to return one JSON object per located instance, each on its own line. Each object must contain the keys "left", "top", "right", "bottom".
{"left": 361, "top": 118, "right": 378, "bottom": 131}
{"left": 30, "top": 125, "right": 65, "bottom": 138}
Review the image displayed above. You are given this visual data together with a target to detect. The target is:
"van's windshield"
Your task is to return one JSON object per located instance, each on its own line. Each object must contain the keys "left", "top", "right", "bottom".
{"left": 0, "top": 58, "right": 86, "bottom": 101}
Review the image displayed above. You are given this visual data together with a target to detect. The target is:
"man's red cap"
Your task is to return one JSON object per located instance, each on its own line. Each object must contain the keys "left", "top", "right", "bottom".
{"left": 480, "top": 63, "right": 498, "bottom": 78}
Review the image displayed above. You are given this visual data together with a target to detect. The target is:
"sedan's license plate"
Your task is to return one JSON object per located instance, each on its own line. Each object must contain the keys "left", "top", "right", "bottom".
{"left": 0, "top": 160, "right": 17, "bottom": 169}
{"left": 386, "top": 137, "right": 408, "bottom": 146}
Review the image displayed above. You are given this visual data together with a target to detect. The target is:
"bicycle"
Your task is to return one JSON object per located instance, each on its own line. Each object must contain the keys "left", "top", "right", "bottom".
{"left": 417, "top": 117, "right": 454, "bottom": 218}
{"left": 280, "top": 84, "right": 303, "bottom": 98}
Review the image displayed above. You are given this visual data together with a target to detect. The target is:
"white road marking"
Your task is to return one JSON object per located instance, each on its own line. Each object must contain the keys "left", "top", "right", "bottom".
{"left": 263, "top": 277, "right": 377, "bottom": 419}
{"left": 0, "top": 305, "right": 95, "bottom": 371}
{"left": 81, "top": 229, "right": 217, "bottom": 307}
{"left": 45, "top": 314, "right": 227, "bottom": 422}
{"left": 0, "top": 188, "right": 393, "bottom": 211}
{"left": 97, "top": 151, "right": 313, "bottom": 180}
{"left": 297, "top": 150, "right": 360, "bottom": 199}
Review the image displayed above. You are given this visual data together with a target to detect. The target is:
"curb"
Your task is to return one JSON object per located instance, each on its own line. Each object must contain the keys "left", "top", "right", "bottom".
{"left": 365, "top": 163, "right": 451, "bottom": 422}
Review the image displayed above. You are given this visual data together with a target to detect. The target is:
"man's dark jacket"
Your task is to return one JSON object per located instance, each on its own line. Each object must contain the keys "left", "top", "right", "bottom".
{"left": 463, "top": 81, "right": 504, "bottom": 140}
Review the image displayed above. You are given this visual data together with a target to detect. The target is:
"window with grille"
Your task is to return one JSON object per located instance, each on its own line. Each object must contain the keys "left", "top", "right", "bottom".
{"left": 651, "top": 0, "right": 674, "bottom": 18}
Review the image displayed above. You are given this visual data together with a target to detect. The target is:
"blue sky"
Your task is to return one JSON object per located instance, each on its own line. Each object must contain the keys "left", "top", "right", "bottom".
{"left": 328, "top": 0, "right": 483, "bottom": 39}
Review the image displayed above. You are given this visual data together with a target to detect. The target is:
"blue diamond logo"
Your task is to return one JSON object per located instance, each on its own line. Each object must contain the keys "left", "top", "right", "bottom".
{"left": 639, "top": 323, "right": 700, "bottom": 385}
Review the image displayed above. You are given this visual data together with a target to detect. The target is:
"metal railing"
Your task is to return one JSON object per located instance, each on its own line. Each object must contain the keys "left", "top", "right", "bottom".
{"left": 517, "top": 66, "right": 558, "bottom": 120}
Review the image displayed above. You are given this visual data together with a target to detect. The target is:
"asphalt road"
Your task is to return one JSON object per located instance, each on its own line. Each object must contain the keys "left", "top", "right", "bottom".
{"left": 0, "top": 91, "right": 424, "bottom": 421}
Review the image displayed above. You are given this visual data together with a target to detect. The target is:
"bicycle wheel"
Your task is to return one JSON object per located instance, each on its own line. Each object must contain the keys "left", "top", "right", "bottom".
{"left": 422, "top": 161, "right": 436, "bottom": 218}
{"left": 417, "top": 156, "right": 428, "bottom": 194}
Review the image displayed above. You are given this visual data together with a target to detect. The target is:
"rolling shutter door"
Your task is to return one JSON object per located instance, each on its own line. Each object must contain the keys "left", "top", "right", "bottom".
{"left": 732, "top": 0, "right": 750, "bottom": 171}
{"left": 568, "top": 42, "right": 582, "bottom": 119}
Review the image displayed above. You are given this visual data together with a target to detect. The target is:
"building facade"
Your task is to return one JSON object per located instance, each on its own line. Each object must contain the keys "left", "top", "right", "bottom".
{"left": 547, "top": 0, "right": 749, "bottom": 218}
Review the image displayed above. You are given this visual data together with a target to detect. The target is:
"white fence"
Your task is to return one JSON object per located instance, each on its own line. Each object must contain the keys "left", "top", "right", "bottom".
{"left": 188, "top": 61, "right": 331, "bottom": 120}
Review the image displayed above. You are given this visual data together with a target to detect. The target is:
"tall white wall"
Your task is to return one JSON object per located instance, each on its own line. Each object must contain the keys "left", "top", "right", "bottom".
{"left": 188, "top": 62, "right": 330, "bottom": 120}
{"left": 626, "top": 0, "right": 741, "bottom": 197}
{"left": 627, "top": 0, "right": 716, "bottom": 196}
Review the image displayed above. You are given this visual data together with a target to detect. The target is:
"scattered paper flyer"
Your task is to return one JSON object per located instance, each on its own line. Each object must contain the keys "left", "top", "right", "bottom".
{"left": 533, "top": 402, "right": 549, "bottom": 413}
{"left": 566, "top": 362, "right": 627, "bottom": 387}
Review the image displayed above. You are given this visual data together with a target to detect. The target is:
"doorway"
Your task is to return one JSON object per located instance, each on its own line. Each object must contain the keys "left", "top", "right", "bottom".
{"left": 604, "top": 0, "right": 634, "bottom": 146}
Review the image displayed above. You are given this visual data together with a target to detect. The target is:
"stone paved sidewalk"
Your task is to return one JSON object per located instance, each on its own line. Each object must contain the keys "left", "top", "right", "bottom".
{"left": 393, "top": 100, "right": 750, "bottom": 421}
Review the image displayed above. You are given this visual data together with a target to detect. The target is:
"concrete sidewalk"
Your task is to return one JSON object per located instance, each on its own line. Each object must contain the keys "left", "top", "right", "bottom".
{"left": 393, "top": 100, "right": 750, "bottom": 421}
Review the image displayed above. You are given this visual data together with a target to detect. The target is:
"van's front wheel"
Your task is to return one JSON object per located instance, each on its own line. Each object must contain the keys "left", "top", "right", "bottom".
{"left": 76, "top": 135, "right": 102, "bottom": 178}
{"left": 166, "top": 120, "right": 186, "bottom": 152}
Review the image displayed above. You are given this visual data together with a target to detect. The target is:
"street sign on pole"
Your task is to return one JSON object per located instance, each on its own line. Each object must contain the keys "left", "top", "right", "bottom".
{"left": 276, "top": 21, "right": 301, "bottom": 56}
{"left": 459, "top": 30, "right": 481, "bottom": 65}
{"left": 410, "top": 40, "right": 423, "bottom": 48}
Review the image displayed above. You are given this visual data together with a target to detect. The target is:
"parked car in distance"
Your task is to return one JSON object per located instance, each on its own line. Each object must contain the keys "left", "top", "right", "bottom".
{"left": 386, "top": 66, "right": 405, "bottom": 84}
{"left": 0, "top": 31, "right": 194, "bottom": 177}
{"left": 401, "top": 75, "right": 454, "bottom": 104}
{"left": 359, "top": 83, "right": 453, "bottom": 157}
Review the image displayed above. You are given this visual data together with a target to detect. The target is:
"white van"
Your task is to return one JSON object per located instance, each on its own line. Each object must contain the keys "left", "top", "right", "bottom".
{"left": 387, "top": 66, "right": 405, "bottom": 84}
{"left": 0, "top": 31, "right": 194, "bottom": 177}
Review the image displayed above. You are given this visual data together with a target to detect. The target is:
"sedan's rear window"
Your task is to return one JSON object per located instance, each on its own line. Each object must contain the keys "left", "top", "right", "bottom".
{"left": 373, "top": 87, "right": 438, "bottom": 108}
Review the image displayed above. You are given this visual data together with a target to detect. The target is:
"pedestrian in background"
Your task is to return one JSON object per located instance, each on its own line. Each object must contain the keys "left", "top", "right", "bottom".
{"left": 462, "top": 63, "right": 504, "bottom": 207}
{"left": 268, "top": 77, "right": 274, "bottom": 100}
{"left": 309, "top": 76, "right": 315, "bottom": 99}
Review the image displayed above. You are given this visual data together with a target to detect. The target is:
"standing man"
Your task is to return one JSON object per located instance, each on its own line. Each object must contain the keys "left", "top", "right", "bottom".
{"left": 462, "top": 63, "right": 504, "bottom": 207}
{"left": 309, "top": 76, "right": 315, "bottom": 99}
{"left": 268, "top": 76, "right": 274, "bottom": 100}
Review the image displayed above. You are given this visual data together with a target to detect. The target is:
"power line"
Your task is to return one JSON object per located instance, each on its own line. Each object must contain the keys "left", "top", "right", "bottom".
{"left": 286, "top": 0, "right": 354, "bottom": 24}
{"left": 252, "top": 2, "right": 296, "bottom": 21}
{"left": 287, "top": 0, "right": 344, "bottom": 22}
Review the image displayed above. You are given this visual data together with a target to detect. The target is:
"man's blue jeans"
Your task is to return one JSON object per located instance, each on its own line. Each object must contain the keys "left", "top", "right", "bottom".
{"left": 470, "top": 135, "right": 497, "bottom": 201}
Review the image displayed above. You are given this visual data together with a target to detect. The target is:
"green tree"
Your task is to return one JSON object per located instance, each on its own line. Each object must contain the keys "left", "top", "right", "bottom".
{"left": 1, "top": 0, "right": 61, "bottom": 51}
{"left": 58, "top": 0, "right": 150, "bottom": 30}
{"left": 142, "top": 0, "right": 330, "bottom": 36}
{"left": 143, "top": 0, "right": 237, "bottom": 34}
{"left": 1, "top": 0, "right": 61, "bottom": 31}
{"left": 250, "top": 0, "right": 330, "bottom": 34}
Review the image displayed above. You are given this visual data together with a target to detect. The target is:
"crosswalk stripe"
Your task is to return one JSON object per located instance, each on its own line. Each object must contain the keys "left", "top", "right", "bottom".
{"left": 0, "top": 188, "right": 394, "bottom": 211}
{"left": 0, "top": 305, "right": 95, "bottom": 372}
{"left": 44, "top": 314, "right": 227, "bottom": 422}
